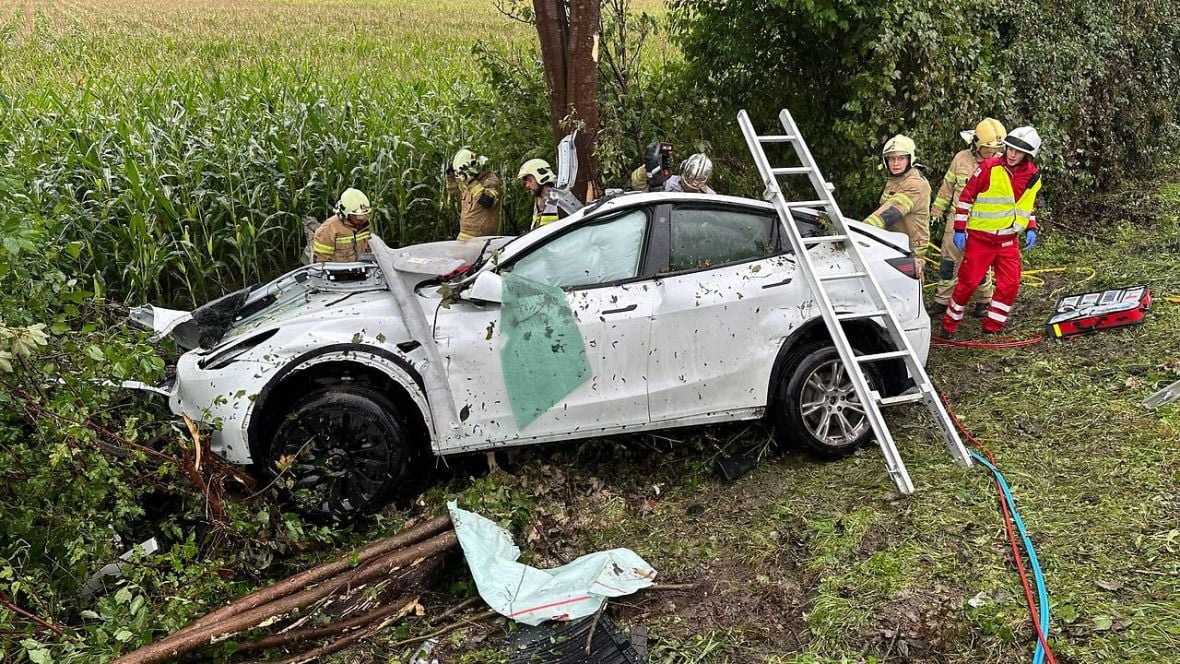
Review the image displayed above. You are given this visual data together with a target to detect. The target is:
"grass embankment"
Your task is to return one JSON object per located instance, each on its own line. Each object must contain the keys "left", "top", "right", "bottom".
{"left": 399, "top": 180, "right": 1179, "bottom": 663}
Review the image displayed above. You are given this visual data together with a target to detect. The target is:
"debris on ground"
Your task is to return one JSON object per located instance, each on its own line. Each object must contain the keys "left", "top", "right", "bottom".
{"left": 80, "top": 537, "right": 159, "bottom": 599}
{"left": 507, "top": 610, "right": 646, "bottom": 663}
{"left": 1143, "top": 378, "right": 1180, "bottom": 409}
{"left": 448, "top": 501, "right": 657, "bottom": 626}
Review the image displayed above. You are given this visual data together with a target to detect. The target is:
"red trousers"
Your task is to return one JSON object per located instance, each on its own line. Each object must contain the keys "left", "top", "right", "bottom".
{"left": 942, "top": 230, "right": 1022, "bottom": 334}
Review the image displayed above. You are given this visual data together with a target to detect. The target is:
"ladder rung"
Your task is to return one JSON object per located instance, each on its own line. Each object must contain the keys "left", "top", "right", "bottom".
{"left": 802, "top": 234, "right": 847, "bottom": 245}
{"left": 819, "top": 271, "right": 867, "bottom": 282}
{"left": 878, "top": 392, "right": 925, "bottom": 407}
{"left": 836, "top": 310, "right": 889, "bottom": 321}
{"left": 786, "top": 200, "right": 826, "bottom": 208}
{"left": 856, "top": 350, "right": 910, "bottom": 363}
{"left": 771, "top": 166, "right": 813, "bottom": 175}
{"left": 758, "top": 134, "right": 797, "bottom": 143}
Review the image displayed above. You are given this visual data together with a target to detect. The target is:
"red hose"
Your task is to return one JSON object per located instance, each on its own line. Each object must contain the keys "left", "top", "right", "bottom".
{"left": 940, "top": 391, "right": 1059, "bottom": 664}
{"left": 931, "top": 334, "right": 1043, "bottom": 349}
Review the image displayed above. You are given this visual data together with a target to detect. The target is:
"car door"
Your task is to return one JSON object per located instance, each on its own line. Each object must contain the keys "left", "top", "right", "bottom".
{"left": 437, "top": 208, "right": 657, "bottom": 450}
{"left": 647, "top": 203, "right": 806, "bottom": 423}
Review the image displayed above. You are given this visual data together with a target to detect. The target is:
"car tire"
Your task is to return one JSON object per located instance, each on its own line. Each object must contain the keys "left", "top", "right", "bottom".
{"left": 264, "top": 383, "right": 410, "bottom": 521}
{"left": 771, "top": 341, "right": 882, "bottom": 458}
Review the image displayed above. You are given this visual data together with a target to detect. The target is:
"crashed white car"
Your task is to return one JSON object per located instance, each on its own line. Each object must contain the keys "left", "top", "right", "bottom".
{"left": 131, "top": 192, "right": 930, "bottom": 517}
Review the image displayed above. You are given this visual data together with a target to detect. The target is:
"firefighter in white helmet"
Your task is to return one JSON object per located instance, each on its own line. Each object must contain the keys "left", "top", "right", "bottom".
{"left": 863, "top": 135, "right": 931, "bottom": 270}
{"left": 312, "top": 188, "right": 373, "bottom": 263}
{"left": 518, "top": 158, "right": 560, "bottom": 230}
{"left": 664, "top": 153, "right": 716, "bottom": 194}
{"left": 928, "top": 118, "right": 1007, "bottom": 317}
{"left": 446, "top": 148, "right": 503, "bottom": 240}
{"left": 942, "top": 126, "right": 1043, "bottom": 337}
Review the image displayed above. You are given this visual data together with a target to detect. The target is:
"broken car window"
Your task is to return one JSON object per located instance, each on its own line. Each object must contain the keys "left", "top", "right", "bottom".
{"left": 668, "top": 207, "right": 777, "bottom": 272}
{"left": 507, "top": 210, "right": 647, "bottom": 289}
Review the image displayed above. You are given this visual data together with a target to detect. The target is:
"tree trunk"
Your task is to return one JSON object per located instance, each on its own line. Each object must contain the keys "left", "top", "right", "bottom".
{"left": 533, "top": 0, "right": 601, "bottom": 201}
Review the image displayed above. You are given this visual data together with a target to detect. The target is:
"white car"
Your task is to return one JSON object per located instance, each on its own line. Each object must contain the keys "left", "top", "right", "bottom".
{"left": 131, "top": 192, "right": 930, "bottom": 518}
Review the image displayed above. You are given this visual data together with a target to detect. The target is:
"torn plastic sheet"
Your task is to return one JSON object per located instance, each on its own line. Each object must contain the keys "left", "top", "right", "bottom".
{"left": 499, "top": 272, "right": 590, "bottom": 429}
{"left": 448, "top": 501, "right": 656, "bottom": 626}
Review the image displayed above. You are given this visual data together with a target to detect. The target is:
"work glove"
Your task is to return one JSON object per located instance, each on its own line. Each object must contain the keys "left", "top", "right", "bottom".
{"left": 1024, "top": 230, "right": 1037, "bottom": 251}
{"left": 953, "top": 231, "right": 966, "bottom": 252}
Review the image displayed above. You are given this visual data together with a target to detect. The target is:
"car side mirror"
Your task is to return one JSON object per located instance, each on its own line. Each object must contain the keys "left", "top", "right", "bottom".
{"left": 467, "top": 271, "right": 503, "bottom": 303}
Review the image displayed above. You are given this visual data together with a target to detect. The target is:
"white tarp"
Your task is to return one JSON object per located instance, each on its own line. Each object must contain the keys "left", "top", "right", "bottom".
{"left": 447, "top": 501, "right": 657, "bottom": 626}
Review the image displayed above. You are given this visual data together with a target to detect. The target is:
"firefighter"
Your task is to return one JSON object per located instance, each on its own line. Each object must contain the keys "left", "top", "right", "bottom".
{"left": 517, "top": 158, "right": 560, "bottom": 230}
{"left": 862, "top": 135, "right": 931, "bottom": 270}
{"left": 928, "top": 118, "right": 1007, "bottom": 317}
{"left": 446, "top": 148, "right": 503, "bottom": 240}
{"left": 312, "top": 188, "right": 373, "bottom": 263}
{"left": 630, "top": 141, "right": 675, "bottom": 192}
{"left": 942, "top": 126, "right": 1043, "bottom": 337}
{"left": 664, "top": 153, "right": 716, "bottom": 194}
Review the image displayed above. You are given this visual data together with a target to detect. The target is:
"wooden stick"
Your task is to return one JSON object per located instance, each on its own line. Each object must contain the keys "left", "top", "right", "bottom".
{"left": 234, "top": 592, "right": 418, "bottom": 654}
{"left": 173, "top": 516, "right": 451, "bottom": 637}
{"left": 0, "top": 592, "right": 67, "bottom": 636}
{"left": 113, "top": 532, "right": 457, "bottom": 664}
{"left": 243, "top": 597, "right": 422, "bottom": 664}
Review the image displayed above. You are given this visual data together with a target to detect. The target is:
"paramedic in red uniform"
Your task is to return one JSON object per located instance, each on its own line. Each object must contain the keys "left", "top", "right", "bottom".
{"left": 942, "top": 126, "right": 1043, "bottom": 336}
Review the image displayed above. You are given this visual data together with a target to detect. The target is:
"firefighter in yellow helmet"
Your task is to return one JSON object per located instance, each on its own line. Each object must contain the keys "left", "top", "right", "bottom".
{"left": 312, "top": 188, "right": 373, "bottom": 263}
{"left": 446, "top": 148, "right": 503, "bottom": 240}
{"left": 518, "top": 158, "right": 560, "bottom": 230}
{"left": 927, "top": 118, "right": 1006, "bottom": 317}
{"left": 863, "top": 135, "right": 931, "bottom": 270}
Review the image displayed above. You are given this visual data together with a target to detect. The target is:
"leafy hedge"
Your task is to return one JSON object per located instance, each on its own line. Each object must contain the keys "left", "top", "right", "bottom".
{"left": 668, "top": 0, "right": 1180, "bottom": 214}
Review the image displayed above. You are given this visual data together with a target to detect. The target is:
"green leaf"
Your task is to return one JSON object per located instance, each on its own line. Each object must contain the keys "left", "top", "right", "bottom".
{"left": 1093, "top": 615, "right": 1113, "bottom": 631}
{"left": 86, "top": 345, "right": 106, "bottom": 361}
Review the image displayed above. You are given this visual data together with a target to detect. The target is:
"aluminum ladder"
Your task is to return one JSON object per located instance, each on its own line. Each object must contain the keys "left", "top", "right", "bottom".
{"left": 737, "top": 108, "right": 973, "bottom": 493}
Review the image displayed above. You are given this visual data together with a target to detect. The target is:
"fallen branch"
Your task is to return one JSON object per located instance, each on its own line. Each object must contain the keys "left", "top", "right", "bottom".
{"left": 173, "top": 515, "right": 451, "bottom": 638}
{"left": 0, "top": 592, "right": 68, "bottom": 636}
{"left": 113, "top": 531, "right": 457, "bottom": 664}
{"left": 233, "top": 591, "right": 418, "bottom": 654}
{"left": 242, "top": 597, "right": 423, "bottom": 664}
{"left": 383, "top": 609, "right": 499, "bottom": 650}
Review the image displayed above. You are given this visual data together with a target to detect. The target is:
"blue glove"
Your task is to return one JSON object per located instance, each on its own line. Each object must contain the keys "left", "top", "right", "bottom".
{"left": 1024, "top": 230, "right": 1037, "bottom": 251}
{"left": 953, "top": 231, "right": 966, "bottom": 252}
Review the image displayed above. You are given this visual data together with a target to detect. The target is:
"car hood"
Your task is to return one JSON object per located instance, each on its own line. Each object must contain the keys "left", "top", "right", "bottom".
{"left": 130, "top": 236, "right": 515, "bottom": 350}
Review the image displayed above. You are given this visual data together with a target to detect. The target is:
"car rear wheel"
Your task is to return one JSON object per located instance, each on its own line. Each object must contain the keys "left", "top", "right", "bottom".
{"left": 265, "top": 384, "right": 409, "bottom": 520}
{"left": 772, "top": 342, "right": 881, "bottom": 457}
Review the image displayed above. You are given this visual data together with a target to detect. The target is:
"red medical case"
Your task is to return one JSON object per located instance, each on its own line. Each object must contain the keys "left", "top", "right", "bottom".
{"left": 1045, "top": 286, "right": 1152, "bottom": 339}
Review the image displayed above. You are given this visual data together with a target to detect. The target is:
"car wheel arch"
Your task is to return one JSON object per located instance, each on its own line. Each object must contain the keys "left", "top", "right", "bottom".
{"left": 246, "top": 345, "right": 434, "bottom": 467}
{"left": 767, "top": 318, "right": 908, "bottom": 406}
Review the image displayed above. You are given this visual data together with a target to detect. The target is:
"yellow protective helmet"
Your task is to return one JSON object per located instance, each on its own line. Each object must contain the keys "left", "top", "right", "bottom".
{"left": 881, "top": 134, "right": 915, "bottom": 171}
{"left": 882, "top": 134, "right": 916, "bottom": 159}
{"left": 452, "top": 148, "right": 480, "bottom": 178}
{"left": 973, "top": 118, "right": 1007, "bottom": 149}
{"left": 335, "top": 188, "right": 371, "bottom": 218}
{"left": 516, "top": 158, "right": 556, "bottom": 186}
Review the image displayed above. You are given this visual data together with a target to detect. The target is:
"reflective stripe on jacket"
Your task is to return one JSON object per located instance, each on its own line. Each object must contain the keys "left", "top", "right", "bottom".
{"left": 863, "top": 167, "right": 931, "bottom": 256}
{"left": 955, "top": 157, "right": 1041, "bottom": 233}
{"left": 931, "top": 149, "right": 982, "bottom": 219}
{"left": 313, "top": 215, "right": 371, "bottom": 263}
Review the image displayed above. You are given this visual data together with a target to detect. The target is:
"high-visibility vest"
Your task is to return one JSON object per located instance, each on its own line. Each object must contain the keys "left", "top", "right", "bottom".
{"left": 968, "top": 165, "right": 1042, "bottom": 232}
{"left": 531, "top": 200, "right": 559, "bottom": 230}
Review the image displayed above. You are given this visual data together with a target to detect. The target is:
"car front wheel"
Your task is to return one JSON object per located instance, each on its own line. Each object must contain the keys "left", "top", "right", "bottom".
{"left": 265, "top": 383, "right": 410, "bottom": 520}
{"left": 772, "top": 342, "right": 881, "bottom": 457}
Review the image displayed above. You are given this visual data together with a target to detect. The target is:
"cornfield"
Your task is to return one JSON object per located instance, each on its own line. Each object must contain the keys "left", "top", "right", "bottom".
{"left": 0, "top": 0, "right": 543, "bottom": 307}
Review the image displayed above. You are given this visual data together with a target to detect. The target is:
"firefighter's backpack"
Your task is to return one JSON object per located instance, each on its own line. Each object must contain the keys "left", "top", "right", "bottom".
{"left": 1045, "top": 285, "right": 1152, "bottom": 339}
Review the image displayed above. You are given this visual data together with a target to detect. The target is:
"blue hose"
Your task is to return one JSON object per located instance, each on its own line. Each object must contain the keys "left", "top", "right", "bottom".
{"left": 970, "top": 451, "right": 1051, "bottom": 664}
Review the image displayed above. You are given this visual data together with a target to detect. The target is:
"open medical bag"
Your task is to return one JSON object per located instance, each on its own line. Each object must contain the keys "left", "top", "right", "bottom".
{"left": 1045, "top": 285, "right": 1152, "bottom": 339}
